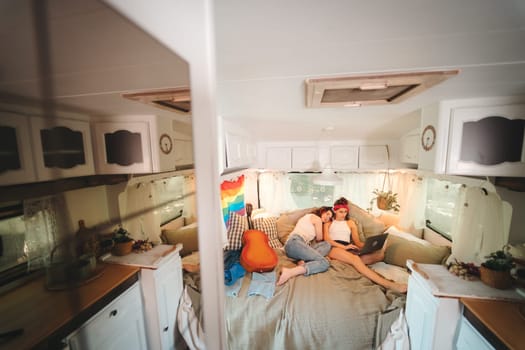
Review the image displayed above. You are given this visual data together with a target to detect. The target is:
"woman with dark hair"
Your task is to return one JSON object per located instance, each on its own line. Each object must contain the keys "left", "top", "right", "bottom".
{"left": 276, "top": 207, "right": 333, "bottom": 286}
{"left": 325, "top": 197, "right": 407, "bottom": 293}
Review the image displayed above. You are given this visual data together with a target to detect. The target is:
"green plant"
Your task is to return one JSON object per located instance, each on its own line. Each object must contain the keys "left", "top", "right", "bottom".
{"left": 481, "top": 250, "right": 514, "bottom": 271}
{"left": 368, "top": 189, "right": 400, "bottom": 212}
{"left": 112, "top": 226, "right": 133, "bottom": 243}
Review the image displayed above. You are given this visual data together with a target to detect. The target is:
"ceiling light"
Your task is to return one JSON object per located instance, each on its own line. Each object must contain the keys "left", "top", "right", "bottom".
{"left": 312, "top": 168, "right": 342, "bottom": 186}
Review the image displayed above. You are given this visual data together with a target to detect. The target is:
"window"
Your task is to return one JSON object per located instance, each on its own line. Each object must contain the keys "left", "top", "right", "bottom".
{"left": 425, "top": 178, "right": 461, "bottom": 240}
{"left": 289, "top": 174, "right": 335, "bottom": 208}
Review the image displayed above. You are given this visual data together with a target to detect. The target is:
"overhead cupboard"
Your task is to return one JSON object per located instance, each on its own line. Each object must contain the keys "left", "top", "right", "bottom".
{"left": 0, "top": 113, "right": 194, "bottom": 186}
{"left": 418, "top": 97, "right": 525, "bottom": 177}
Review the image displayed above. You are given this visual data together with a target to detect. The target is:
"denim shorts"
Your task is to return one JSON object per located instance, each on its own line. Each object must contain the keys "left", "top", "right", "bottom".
{"left": 284, "top": 234, "right": 331, "bottom": 276}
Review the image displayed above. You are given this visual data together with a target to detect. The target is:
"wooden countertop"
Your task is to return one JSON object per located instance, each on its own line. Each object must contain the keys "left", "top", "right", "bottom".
{"left": 0, "top": 263, "right": 140, "bottom": 349}
{"left": 461, "top": 298, "right": 525, "bottom": 350}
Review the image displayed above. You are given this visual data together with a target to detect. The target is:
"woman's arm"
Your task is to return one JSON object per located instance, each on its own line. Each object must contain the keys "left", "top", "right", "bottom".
{"left": 348, "top": 219, "right": 364, "bottom": 248}
{"left": 311, "top": 215, "right": 324, "bottom": 242}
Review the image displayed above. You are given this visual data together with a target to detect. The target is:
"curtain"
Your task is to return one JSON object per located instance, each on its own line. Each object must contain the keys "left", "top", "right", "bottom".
{"left": 398, "top": 174, "right": 427, "bottom": 230}
{"left": 334, "top": 173, "right": 383, "bottom": 210}
{"left": 258, "top": 172, "right": 296, "bottom": 215}
{"left": 450, "top": 187, "right": 512, "bottom": 264}
{"left": 183, "top": 175, "right": 197, "bottom": 223}
{"left": 123, "top": 182, "right": 162, "bottom": 244}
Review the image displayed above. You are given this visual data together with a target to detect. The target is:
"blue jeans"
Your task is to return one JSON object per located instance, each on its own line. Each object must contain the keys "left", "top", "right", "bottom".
{"left": 284, "top": 234, "right": 331, "bottom": 276}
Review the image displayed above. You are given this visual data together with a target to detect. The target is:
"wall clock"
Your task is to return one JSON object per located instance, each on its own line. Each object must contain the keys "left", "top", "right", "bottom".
{"left": 159, "top": 133, "right": 173, "bottom": 154}
{"left": 421, "top": 125, "right": 436, "bottom": 151}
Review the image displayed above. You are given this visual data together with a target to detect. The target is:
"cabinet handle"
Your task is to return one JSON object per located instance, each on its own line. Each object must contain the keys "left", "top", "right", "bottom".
{"left": 110, "top": 309, "right": 118, "bottom": 317}
{"left": 163, "top": 326, "right": 169, "bottom": 332}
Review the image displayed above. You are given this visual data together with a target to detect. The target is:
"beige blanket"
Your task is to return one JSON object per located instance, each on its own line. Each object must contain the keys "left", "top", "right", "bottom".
{"left": 224, "top": 249, "right": 405, "bottom": 350}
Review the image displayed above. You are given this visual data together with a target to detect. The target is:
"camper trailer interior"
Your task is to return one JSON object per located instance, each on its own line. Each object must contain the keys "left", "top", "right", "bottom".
{"left": 1, "top": 0, "right": 525, "bottom": 349}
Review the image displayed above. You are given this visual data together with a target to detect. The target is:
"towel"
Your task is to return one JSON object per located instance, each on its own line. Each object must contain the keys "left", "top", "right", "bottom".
{"left": 225, "top": 276, "right": 243, "bottom": 297}
{"left": 247, "top": 271, "right": 276, "bottom": 299}
{"left": 224, "top": 262, "right": 246, "bottom": 286}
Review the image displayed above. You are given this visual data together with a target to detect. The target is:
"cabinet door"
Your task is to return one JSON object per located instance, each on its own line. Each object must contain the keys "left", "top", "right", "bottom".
{"left": 406, "top": 275, "right": 439, "bottom": 350}
{"left": 456, "top": 317, "right": 495, "bottom": 350}
{"left": 0, "top": 113, "right": 36, "bottom": 185}
{"left": 67, "top": 283, "right": 147, "bottom": 350}
{"left": 174, "top": 139, "right": 194, "bottom": 167}
{"left": 292, "top": 147, "right": 318, "bottom": 170}
{"left": 30, "top": 117, "right": 95, "bottom": 181}
{"left": 141, "top": 249, "right": 183, "bottom": 350}
{"left": 265, "top": 147, "right": 292, "bottom": 169}
{"left": 155, "top": 254, "right": 183, "bottom": 349}
{"left": 331, "top": 146, "right": 358, "bottom": 170}
{"left": 447, "top": 104, "right": 525, "bottom": 176}
{"left": 92, "top": 121, "right": 152, "bottom": 174}
{"left": 401, "top": 133, "right": 420, "bottom": 164}
{"left": 359, "top": 145, "right": 389, "bottom": 169}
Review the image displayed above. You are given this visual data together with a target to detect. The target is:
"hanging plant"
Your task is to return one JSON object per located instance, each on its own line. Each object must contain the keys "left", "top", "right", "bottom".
{"left": 368, "top": 169, "right": 400, "bottom": 212}
{"left": 369, "top": 189, "right": 400, "bottom": 212}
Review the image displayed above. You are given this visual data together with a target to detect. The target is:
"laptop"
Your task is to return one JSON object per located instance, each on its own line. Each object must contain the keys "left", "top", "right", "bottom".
{"left": 349, "top": 233, "right": 389, "bottom": 256}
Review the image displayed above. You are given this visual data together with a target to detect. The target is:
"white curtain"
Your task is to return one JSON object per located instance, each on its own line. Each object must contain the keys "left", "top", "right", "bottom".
{"left": 123, "top": 182, "right": 162, "bottom": 244}
{"left": 398, "top": 175, "right": 427, "bottom": 230}
{"left": 258, "top": 172, "right": 296, "bottom": 215}
{"left": 334, "top": 173, "right": 383, "bottom": 210}
{"left": 183, "top": 175, "right": 197, "bottom": 223}
{"left": 451, "top": 186, "right": 512, "bottom": 264}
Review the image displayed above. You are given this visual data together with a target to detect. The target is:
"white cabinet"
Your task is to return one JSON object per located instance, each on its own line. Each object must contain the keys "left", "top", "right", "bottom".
{"left": 358, "top": 145, "right": 389, "bottom": 169}
{"left": 406, "top": 262, "right": 461, "bottom": 350}
{"left": 140, "top": 246, "right": 184, "bottom": 350}
{"left": 331, "top": 145, "right": 359, "bottom": 170}
{"left": 400, "top": 128, "right": 419, "bottom": 164}
{"left": 30, "top": 116, "right": 95, "bottom": 181}
{"left": 67, "top": 282, "right": 147, "bottom": 349}
{"left": 292, "top": 147, "right": 318, "bottom": 170}
{"left": 225, "top": 131, "right": 256, "bottom": 169}
{"left": 419, "top": 97, "right": 525, "bottom": 176}
{"left": 0, "top": 113, "right": 36, "bottom": 185}
{"left": 174, "top": 139, "right": 193, "bottom": 167}
{"left": 455, "top": 317, "right": 495, "bottom": 350}
{"left": 91, "top": 115, "right": 185, "bottom": 174}
{"left": 265, "top": 146, "right": 292, "bottom": 169}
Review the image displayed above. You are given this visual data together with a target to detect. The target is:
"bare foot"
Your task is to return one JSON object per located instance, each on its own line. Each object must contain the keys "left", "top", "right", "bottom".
{"left": 276, "top": 267, "right": 293, "bottom": 286}
{"left": 297, "top": 260, "right": 305, "bottom": 266}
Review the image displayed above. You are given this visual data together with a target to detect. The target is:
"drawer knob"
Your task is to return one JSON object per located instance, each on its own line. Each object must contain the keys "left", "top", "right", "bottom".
{"left": 110, "top": 309, "right": 118, "bottom": 317}
{"left": 163, "top": 326, "right": 169, "bottom": 332}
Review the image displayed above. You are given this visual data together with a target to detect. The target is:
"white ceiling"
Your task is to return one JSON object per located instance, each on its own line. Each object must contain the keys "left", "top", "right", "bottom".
{"left": 0, "top": 0, "right": 190, "bottom": 122}
{"left": 214, "top": 0, "right": 525, "bottom": 142}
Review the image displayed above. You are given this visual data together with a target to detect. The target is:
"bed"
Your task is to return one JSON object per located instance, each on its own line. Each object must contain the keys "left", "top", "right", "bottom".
{"left": 163, "top": 204, "right": 451, "bottom": 349}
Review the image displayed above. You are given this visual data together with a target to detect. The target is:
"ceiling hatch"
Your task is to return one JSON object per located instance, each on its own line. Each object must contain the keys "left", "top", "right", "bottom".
{"left": 123, "top": 87, "right": 191, "bottom": 114}
{"left": 305, "top": 70, "right": 459, "bottom": 108}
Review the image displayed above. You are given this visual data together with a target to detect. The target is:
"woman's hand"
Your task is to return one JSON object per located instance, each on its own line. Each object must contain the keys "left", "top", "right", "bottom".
{"left": 345, "top": 244, "right": 360, "bottom": 251}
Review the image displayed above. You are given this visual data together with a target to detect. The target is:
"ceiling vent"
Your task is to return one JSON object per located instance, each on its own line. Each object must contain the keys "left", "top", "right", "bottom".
{"left": 305, "top": 70, "right": 459, "bottom": 108}
{"left": 123, "top": 87, "right": 191, "bottom": 114}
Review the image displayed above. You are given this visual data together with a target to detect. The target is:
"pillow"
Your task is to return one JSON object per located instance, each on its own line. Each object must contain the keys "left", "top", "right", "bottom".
{"left": 225, "top": 212, "right": 248, "bottom": 251}
{"left": 384, "top": 235, "right": 451, "bottom": 267}
{"left": 348, "top": 201, "right": 386, "bottom": 239}
{"left": 160, "top": 216, "right": 185, "bottom": 231}
{"left": 162, "top": 222, "right": 198, "bottom": 257}
{"left": 276, "top": 207, "right": 317, "bottom": 244}
{"left": 385, "top": 225, "right": 432, "bottom": 246}
{"left": 252, "top": 217, "right": 283, "bottom": 249}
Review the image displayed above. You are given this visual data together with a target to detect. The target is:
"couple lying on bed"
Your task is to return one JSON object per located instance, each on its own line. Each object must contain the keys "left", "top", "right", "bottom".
{"left": 276, "top": 197, "right": 408, "bottom": 293}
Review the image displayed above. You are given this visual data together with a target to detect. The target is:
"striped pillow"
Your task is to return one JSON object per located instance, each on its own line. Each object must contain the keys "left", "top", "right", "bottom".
{"left": 226, "top": 212, "right": 248, "bottom": 251}
{"left": 252, "top": 217, "right": 283, "bottom": 249}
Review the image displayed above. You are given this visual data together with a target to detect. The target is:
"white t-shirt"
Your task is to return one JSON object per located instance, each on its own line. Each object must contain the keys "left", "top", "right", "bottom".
{"left": 290, "top": 214, "right": 317, "bottom": 243}
{"left": 329, "top": 220, "right": 352, "bottom": 243}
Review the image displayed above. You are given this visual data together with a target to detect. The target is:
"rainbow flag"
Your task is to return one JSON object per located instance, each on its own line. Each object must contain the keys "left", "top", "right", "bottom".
{"left": 221, "top": 175, "right": 245, "bottom": 225}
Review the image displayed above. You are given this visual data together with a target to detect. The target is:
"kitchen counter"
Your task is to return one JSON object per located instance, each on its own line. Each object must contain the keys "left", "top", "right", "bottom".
{"left": 0, "top": 263, "right": 140, "bottom": 349}
{"left": 461, "top": 298, "right": 525, "bottom": 350}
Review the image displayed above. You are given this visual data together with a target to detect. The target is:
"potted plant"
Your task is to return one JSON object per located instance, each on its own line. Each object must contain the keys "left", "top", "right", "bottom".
{"left": 369, "top": 189, "right": 400, "bottom": 212}
{"left": 479, "top": 249, "right": 515, "bottom": 289}
{"left": 111, "top": 226, "right": 134, "bottom": 256}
